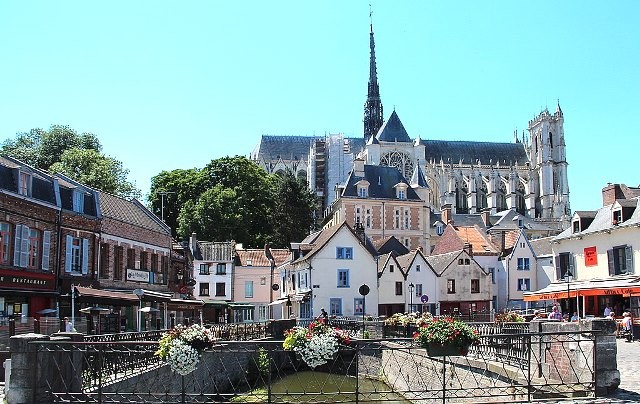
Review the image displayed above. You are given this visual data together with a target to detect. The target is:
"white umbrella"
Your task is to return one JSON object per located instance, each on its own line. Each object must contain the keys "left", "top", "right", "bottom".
{"left": 80, "top": 307, "right": 111, "bottom": 314}
{"left": 139, "top": 307, "right": 160, "bottom": 313}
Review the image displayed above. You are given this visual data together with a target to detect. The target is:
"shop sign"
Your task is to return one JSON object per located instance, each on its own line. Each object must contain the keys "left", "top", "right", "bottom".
{"left": 0, "top": 272, "right": 54, "bottom": 290}
{"left": 126, "top": 269, "right": 151, "bottom": 283}
{"left": 584, "top": 246, "right": 597, "bottom": 266}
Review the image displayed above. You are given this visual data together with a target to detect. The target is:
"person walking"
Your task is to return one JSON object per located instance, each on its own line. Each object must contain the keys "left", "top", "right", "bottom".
{"left": 622, "top": 312, "right": 633, "bottom": 342}
{"left": 604, "top": 305, "right": 612, "bottom": 317}
{"left": 548, "top": 306, "right": 563, "bottom": 321}
{"left": 318, "top": 308, "right": 328, "bottom": 324}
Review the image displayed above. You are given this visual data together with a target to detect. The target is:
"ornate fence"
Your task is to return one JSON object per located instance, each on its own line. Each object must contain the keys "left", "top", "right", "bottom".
{"left": 24, "top": 330, "right": 598, "bottom": 403}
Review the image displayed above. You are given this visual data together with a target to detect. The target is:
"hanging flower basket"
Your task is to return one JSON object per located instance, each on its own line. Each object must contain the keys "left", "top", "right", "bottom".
{"left": 413, "top": 317, "right": 479, "bottom": 357}
{"left": 283, "top": 320, "right": 351, "bottom": 369}
{"left": 155, "top": 324, "right": 216, "bottom": 375}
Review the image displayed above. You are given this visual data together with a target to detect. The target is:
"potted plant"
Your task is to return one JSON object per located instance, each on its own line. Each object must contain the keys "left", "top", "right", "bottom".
{"left": 413, "top": 316, "right": 480, "bottom": 357}
{"left": 155, "top": 323, "right": 216, "bottom": 375}
{"left": 283, "top": 320, "right": 351, "bottom": 368}
{"left": 494, "top": 311, "right": 525, "bottom": 324}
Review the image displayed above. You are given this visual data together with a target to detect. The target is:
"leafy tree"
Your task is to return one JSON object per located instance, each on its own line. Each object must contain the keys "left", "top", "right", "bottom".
{"left": 50, "top": 148, "right": 140, "bottom": 199}
{"left": 271, "top": 170, "right": 318, "bottom": 246}
{"left": 2, "top": 125, "right": 138, "bottom": 198}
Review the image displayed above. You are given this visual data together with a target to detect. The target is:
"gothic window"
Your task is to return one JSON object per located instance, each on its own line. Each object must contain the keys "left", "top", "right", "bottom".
{"left": 496, "top": 181, "right": 508, "bottom": 212}
{"left": 475, "top": 180, "right": 488, "bottom": 210}
{"left": 515, "top": 181, "right": 526, "bottom": 215}
{"left": 549, "top": 132, "right": 553, "bottom": 148}
{"left": 297, "top": 171, "right": 307, "bottom": 183}
{"left": 455, "top": 181, "right": 469, "bottom": 214}
{"left": 380, "top": 151, "right": 414, "bottom": 179}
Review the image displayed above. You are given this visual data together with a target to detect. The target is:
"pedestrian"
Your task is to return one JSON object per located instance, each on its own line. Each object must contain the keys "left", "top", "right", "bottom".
{"left": 547, "top": 306, "right": 562, "bottom": 321}
{"left": 604, "top": 305, "right": 612, "bottom": 317}
{"left": 64, "top": 317, "right": 74, "bottom": 332}
{"left": 622, "top": 312, "right": 633, "bottom": 342}
{"left": 318, "top": 308, "right": 328, "bottom": 324}
{"left": 570, "top": 312, "right": 580, "bottom": 322}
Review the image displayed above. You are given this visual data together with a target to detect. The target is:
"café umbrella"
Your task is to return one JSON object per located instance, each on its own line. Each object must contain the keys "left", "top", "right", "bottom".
{"left": 79, "top": 307, "right": 111, "bottom": 314}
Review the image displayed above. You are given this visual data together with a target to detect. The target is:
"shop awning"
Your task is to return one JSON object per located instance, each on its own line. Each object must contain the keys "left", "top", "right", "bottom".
{"left": 202, "top": 299, "right": 228, "bottom": 307}
{"left": 167, "top": 298, "right": 205, "bottom": 311}
{"left": 133, "top": 289, "right": 172, "bottom": 302}
{"left": 228, "top": 302, "right": 255, "bottom": 309}
{"left": 268, "top": 298, "right": 287, "bottom": 306}
{"left": 523, "top": 277, "right": 640, "bottom": 302}
{"left": 74, "top": 287, "right": 139, "bottom": 304}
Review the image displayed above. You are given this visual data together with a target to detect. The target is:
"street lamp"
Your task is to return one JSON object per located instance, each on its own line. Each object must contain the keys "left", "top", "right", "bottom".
{"left": 408, "top": 283, "right": 415, "bottom": 313}
{"left": 564, "top": 269, "right": 573, "bottom": 315}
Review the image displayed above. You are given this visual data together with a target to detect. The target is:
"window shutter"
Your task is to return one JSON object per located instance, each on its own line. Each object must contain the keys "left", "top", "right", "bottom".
{"left": 19, "top": 225, "right": 29, "bottom": 268}
{"left": 607, "top": 249, "right": 615, "bottom": 276}
{"left": 65, "top": 236, "right": 73, "bottom": 273}
{"left": 554, "top": 255, "right": 561, "bottom": 280}
{"left": 82, "top": 238, "right": 89, "bottom": 275}
{"left": 41, "top": 231, "right": 51, "bottom": 271}
{"left": 569, "top": 254, "right": 576, "bottom": 279}
{"left": 625, "top": 245, "right": 634, "bottom": 274}
{"left": 13, "top": 224, "right": 22, "bottom": 266}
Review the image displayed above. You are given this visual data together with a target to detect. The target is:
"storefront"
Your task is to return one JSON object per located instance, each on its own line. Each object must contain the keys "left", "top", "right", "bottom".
{"left": 73, "top": 286, "right": 140, "bottom": 333}
{"left": 523, "top": 277, "right": 640, "bottom": 318}
{"left": 202, "top": 300, "right": 228, "bottom": 324}
{"left": 167, "top": 298, "right": 204, "bottom": 326}
{"left": 0, "top": 268, "right": 57, "bottom": 322}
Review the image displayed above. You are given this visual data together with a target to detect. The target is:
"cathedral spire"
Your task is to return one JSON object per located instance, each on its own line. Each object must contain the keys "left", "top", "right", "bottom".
{"left": 363, "top": 9, "right": 384, "bottom": 144}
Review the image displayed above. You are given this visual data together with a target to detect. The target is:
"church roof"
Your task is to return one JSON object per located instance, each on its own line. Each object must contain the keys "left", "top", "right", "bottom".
{"left": 252, "top": 135, "right": 366, "bottom": 163}
{"left": 342, "top": 165, "right": 421, "bottom": 200}
{"left": 376, "top": 111, "right": 412, "bottom": 143}
{"left": 410, "top": 164, "right": 428, "bottom": 188}
{"left": 424, "top": 140, "right": 529, "bottom": 166}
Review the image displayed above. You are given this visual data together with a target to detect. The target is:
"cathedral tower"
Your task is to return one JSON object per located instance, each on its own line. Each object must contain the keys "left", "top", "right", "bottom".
{"left": 527, "top": 101, "right": 570, "bottom": 220}
{"left": 363, "top": 21, "right": 384, "bottom": 144}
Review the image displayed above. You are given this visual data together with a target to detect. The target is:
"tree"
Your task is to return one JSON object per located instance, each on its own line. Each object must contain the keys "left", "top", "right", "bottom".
{"left": 2, "top": 125, "right": 139, "bottom": 198}
{"left": 49, "top": 148, "right": 140, "bottom": 199}
{"left": 271, "top": 170, "right": 318, "bottom": 246}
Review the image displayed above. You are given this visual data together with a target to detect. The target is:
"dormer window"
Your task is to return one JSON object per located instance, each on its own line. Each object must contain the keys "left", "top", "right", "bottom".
{"left": 73, "top": 190, "right": 85, "bottom": 213}
{"left": 358, "top": 187, "right": 367, "bottom": 198}
{"left": 19, "top": 171, "right": 32, "bottom": 196}
{"left": 612, "top": 210, "right": 622, "bottom": 225}
{"left": 572, "top": 220, "right": 580, "bottom": 233}
{"left": 436, "top": 223, "right": 444, "bottom": 236}
{"left": 355, "top": 180, "right": 369, "bottom": 199}
{"left": 397, "top": 189, "right": 406, "bottom": 200}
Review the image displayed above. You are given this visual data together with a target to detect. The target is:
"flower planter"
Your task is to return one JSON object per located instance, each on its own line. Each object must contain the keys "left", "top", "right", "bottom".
{"left": 425, "top": 343, "right": 470, "bottom": 357}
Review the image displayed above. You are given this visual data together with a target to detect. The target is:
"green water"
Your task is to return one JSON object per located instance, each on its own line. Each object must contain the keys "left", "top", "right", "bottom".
{"left": 233, "top": 371, "right": 410, "bottom": 403}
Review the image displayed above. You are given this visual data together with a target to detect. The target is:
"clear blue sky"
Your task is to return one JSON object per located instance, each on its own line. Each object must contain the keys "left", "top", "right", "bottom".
{"left": 1, "top": 1, "right": 638, "bottom": 212}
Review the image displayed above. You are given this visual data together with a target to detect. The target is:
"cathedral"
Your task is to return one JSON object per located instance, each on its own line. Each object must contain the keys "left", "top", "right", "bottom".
{"left": 251, "top": 22, "right": 571, "bottom": 235}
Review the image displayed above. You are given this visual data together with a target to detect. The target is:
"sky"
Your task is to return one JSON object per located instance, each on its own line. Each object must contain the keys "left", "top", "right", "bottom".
{"left": 1, "top": 1, "right": 639, "bottom": 212}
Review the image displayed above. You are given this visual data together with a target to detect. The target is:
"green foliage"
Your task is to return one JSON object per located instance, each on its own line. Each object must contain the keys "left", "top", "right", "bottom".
{"left": 413, "top": 317, "right": 480, "bottom": 348}
{"left": 257, "top": 347, "right": 270, "bottom": 377}
{"left": 2, "top": 125, "right": 139, "bottom": 198}
{"left": 152, "top": 156, "right": 316, "bottom": 247}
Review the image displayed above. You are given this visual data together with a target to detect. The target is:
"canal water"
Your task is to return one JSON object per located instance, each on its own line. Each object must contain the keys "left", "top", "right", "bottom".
{"left": 235, "top": 371, "right": 410, "bottom": 403}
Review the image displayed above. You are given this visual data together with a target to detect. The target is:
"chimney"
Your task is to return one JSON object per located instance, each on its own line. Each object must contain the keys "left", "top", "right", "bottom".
{"left": 481, "top": 208, "right": 491, "bottom": 227}
{"left": 354, "top": 222, "right": 366, "bottom": 244}
{"left": 463, "top": 243, "right": 473, "bottom": 258}
{"left": 354, "top": 158, "right": 365, "bottom": 177}
{"left": 602, "top": 183, "right": 624, "bottom": 206}
{"left": 441, "top": 203, "right": 453, "bottom": 225}
{"left": 190, "top": 233, "right": 197, "bottom": 254}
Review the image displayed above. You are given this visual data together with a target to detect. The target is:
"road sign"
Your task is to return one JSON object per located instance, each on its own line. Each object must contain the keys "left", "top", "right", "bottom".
{"left": 420, "top": 294, "right": 429, "bottom": 303}
{"left": 185, "top": 278, "right": 197, "bottom": 287}
{"left": 359, "top": 284, "right": 370, "bottom": 296}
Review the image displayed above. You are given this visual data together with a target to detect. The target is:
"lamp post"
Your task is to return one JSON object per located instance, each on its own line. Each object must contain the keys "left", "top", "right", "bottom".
{"left": 564, "top": 269, "right": 573, "bottom": 315}
{"left": 408, "top": 283, "right": 415, "bottom": 313}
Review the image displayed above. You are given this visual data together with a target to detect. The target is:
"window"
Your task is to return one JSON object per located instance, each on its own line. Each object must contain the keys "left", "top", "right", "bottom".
{"left": 216, "top": 263, "right": 226, "bottom": 275}
{"left": 555, "top": 252, "right": 575, "bottom": 280}
{"left": 127, "top": 248, "right": 135, "bottom": 269}
{"left": 100, "top": 243, "right": 110, "bottom": 279}
{"left": 151, "top": 253, "right": 158, "bottom": 272}
{"left": 18, "top": 172, "right": 31, "bottom": 196}
{"left": 395, "top": 281, "right": 403, "bottom": 296}
{"left": 572, "top": 221, "right": 580, "bottom": 233}
{"left": 354, "top": 298, "right": 364, "bottom": 315}
{"left": 140, "top": 251, "right": 148, "bottom": 269}
{"left": 464, "top": 258, "right": 470, "bottom": 265}
{"left": 415, "top": 283, "right": 423, "bottom": 297}
{"left": 488, "top": 267, "right": 496, "bottom": 284}
{"left": 65, "top": 235, "right": 88, "bottom": 275}
{"left": 258, "top": 305, "right": 268, "bottom": 321}
{"left": 365, "top": 209, "right": 372, "bottom": 229}
{"left": 607, "top": 245, "right": 634, "bottom": 276}
{"left": 215, "top": 282, "right": 226, "bottom": 296}
{"left": 355, "top": 207, "right": 361, "bottom": 225}
{"left": 471, "top": 279, "right": 480, "bottom": 293}
{"left": 245, "top": 281, "right": 254, "bottom": 298}
{"left": 337, "top": 269, "right": 349, "bottom": 288}
{"left": 613, "top": 210, "right": 622, "bottom": 225}
{"left": 394, "top": 210, "right": 400, "bottom": 228}
{"left": 0, "top": 222, "right": 11, "bottom": 264}
{"left": 517, "top": 278, "right": 530, "bottom": 291}
{"left": 200, "top": 282, "right": 210, "bottom": 296}
{"left": 247, "top": 260, "right": 252, "bottom": 266}
{"left": 72, "top": 190, "right": 85, "bottom": 213}
{"left": 403, "top": 208, "right": 410, "bottom": 229}
{"left": 336, "top": 247, "right": 353, "bottom": 260}
{"left": 113, "top": 246, "right": 123, "bottom": 280}
{"left": 358, "top": 187, "right": 367, "bottom": 198}
{"left": 416, "top": 264, "right": 420, "bottom": 272}
{"left": 458, "top": 259, "right": 464, "bottom": 265}
{"left": 517, "top": 258, "right": 530, "bottom": 270}
{"left": 397, "top": 189, "right": 406, "bottom": 200}
{"left": 447, "top": 279, "right": 456, "bottom": 294}
{"left": 389, "top": 264, "right": 394, "bottom": 272}
{"left": 329, "top": 298, "right": 342, "bottom": 316}
{"left": 199, "top": 264, "right": 210, "bottom": 275}
{"left": 436, "top": 223, "right": 444, "bottom": 236}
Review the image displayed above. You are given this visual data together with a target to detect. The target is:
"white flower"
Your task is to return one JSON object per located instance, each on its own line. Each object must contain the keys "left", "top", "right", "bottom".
{"left": 295, "top": 333, "right": 339, "bottom": 368}
{"left": 167, "top": 340, "right": 200, "bottom": 376}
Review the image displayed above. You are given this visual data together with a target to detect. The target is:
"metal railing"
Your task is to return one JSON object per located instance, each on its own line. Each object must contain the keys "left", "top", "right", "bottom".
{"left": 32, "top": 330, "right": 597, "bottom": 403}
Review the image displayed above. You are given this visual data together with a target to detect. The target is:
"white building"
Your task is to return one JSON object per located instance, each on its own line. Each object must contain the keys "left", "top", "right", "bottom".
{"left": 396, "top": 249, "right": 439, "bottom": 314}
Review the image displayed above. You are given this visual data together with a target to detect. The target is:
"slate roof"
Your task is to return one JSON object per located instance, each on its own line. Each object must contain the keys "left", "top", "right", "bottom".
{"left": 371, "top": 236, "right": 409, "bottom": 256}
{"left": 252, "top": 135, "right": 365, "bottom": 162}
{"left": 489, "top": 209, "right": 554, "bottom": 232}
{"left": 195, "top": 241, "right": 235, "bottom": 262}
{"left": 424, "top": 140, "right": 529, "bottom": 166}
{"left": 410, "top": 164, "right": 428, "bottom": 188}
{"left": 236, "top": 249, "right": 290, "bottom": 267}
{"left": 375, "top": 111, "right": 412, "bottom": 143}
{"left": 0, "top": 156, "right": 57, "bottom": 206}
{"left": 556, "top": 198, "right": 640, "bottom": 240}
{"left": 529, "top": 236, "right": 554, "bottom": 257}
{"left": 342, "top": 165, "right": 421, "bottom": 200}
{"left": 574, "top": 211, "right": 597, "bottom": 219}
{"left": 424, "top": 251, "right": 460, "bottom": 276}
{"left": 98, "top": 191, "right": 169, "bottom": 234}
{"left": 294, "top": 221, "right": 376, "bottom": 264}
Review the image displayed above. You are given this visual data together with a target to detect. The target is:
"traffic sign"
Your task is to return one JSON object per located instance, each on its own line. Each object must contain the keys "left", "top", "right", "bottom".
{"left": 359, "top": 284, "right": 370, "bottom": 296}
{"left": 420, "top": 294, "right": 429, "bottom": 303}
{"left": 185, "top": 278, "right": 197, "bottom": 287}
